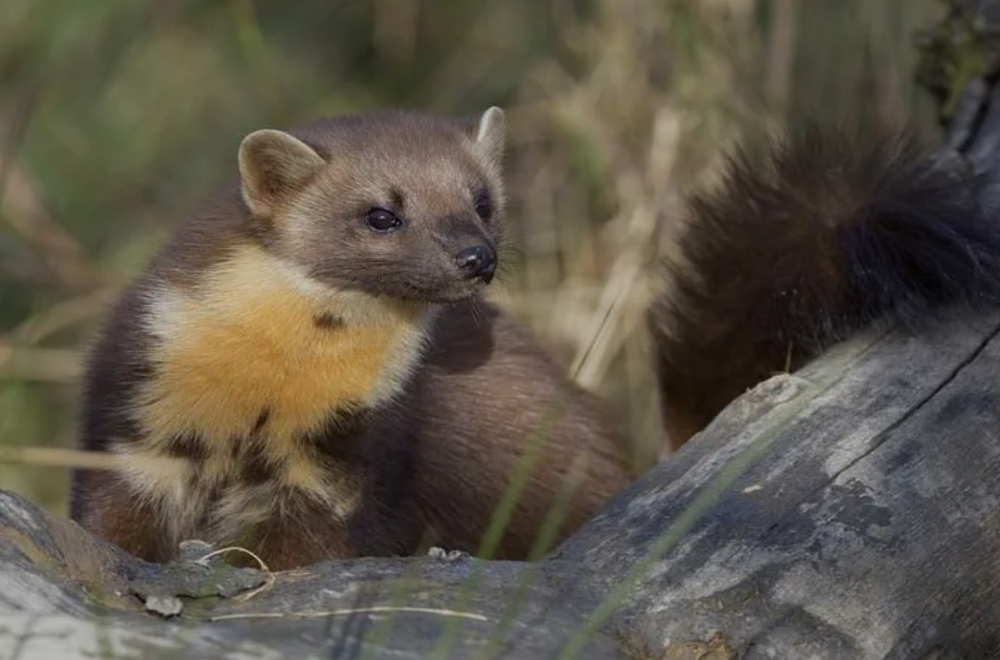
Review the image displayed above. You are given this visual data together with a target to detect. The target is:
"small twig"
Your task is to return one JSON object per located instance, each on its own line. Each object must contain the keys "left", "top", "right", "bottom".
{"left": 0, "top": 159, "right": 106, "bottom": 292}
{"left": 195, "top": 546, "right": 270, "bottom": 571}
{"left": 208, "top": 607, "right": 490, "bottom": 623}
{"left": 0, "top": 346, "right": 82, "bottom": 382}
{"left": 568, "top": 108, "right": 678, "bottom": 390}
{"left": 764, "top": 0, "right": 798, "bottom": 118}
{"left": 10, "top": 287, "right": 117, "bottom": 344}
{"left": 0, "top": 446, "right": 125, "bottom": 470}
{"left": 194, "top": 546, "right": 275, "bottom": 602}
{"left": 0, "top": 96, "right": 107, "bottom": 293}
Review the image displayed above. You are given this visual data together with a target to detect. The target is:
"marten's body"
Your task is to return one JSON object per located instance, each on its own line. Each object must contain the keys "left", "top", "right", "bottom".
{"left": 70, "top": 109, "right": 633, "bottom": 569}
{"left": 73, "top": 106, "right": 1000, "bottom": 570}
{"left": 649, "top": 126, "right": 1000, "bottom": 450}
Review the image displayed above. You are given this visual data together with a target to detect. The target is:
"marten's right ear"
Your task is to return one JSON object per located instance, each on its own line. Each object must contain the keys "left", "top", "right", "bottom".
{"left": 471, "top": 106, "right": 505, "bottom": 166}
{"left": 238, "top": 129, "right": 326, "bottom": 217}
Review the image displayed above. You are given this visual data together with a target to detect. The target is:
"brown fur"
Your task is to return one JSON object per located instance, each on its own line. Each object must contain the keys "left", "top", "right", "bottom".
{"left": 70, "top": 107, "right": 635, "bottom": 570}
{"left": 407, "top": 301, "right": 627, "bottom": 559}
{"left": 649, "top": 126, "right": 1000, "bottom": 451}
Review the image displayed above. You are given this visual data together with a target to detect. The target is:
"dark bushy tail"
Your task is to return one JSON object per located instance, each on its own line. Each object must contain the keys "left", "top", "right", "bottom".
{"left": 649, "top": 126, "right": 1000, "bottom": 449}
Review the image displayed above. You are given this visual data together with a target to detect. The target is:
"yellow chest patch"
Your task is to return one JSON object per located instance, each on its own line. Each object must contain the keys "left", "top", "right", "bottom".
{"left": 136, "top": 245, "right": 431, "bottom": 459}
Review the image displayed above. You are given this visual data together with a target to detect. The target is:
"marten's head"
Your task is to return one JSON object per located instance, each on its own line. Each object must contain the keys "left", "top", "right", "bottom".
{"left": 236, "top": 108, "right": 506, "bottom": 303}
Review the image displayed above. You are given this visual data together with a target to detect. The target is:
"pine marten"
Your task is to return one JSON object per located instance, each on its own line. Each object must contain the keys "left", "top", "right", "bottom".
{"left": 69, "top": 108, "right": 635, "bottom": 570}
{"left": 72, "top": 107, "right": 1000, "bottom": 571}
{"left": 649, "top": 126, "right": 1000, "bottom": 451}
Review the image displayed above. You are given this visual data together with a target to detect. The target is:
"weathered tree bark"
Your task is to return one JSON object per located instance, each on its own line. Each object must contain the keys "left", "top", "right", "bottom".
{"left": 558, "top": 313, "right": 1000, "bottom": 659}
{"left": 4, "top": 2, "right": 1000, "bottom": 659}
{"left": 0, "top": 491, "right": 623, "bottom": 658}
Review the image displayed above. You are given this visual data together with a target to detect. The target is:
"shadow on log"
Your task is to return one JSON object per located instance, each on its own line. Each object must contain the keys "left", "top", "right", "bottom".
{"left": 5, "top": 2, "right": 1000, "bottom": 659}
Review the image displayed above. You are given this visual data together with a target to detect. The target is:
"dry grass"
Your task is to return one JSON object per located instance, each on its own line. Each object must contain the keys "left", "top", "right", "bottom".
{"left": 0, "top": 0, "right": 940, "bottom": 515}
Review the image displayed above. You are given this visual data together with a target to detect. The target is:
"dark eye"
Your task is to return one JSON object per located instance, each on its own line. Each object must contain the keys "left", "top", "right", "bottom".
{"left": 474, "top": 188, "right": 492, "bottom": 220}
{"left": 365, "top": 207, "right": 403, "bottom": 233}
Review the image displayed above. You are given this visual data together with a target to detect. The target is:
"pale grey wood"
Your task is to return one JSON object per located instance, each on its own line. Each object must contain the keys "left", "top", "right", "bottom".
{"left": 0, "top": 490, "right": 624, "bottom": 659}
{"left": 557, "top": 312, "right": 1000, "bottom": 659}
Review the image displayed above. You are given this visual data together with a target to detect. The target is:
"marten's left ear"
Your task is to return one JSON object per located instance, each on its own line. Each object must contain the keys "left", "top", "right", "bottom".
{"left": 471, "top": 106, "right": 505, "bottom": 165}
{"left": 238, "top": 129, "right": 326, "bottom": 217}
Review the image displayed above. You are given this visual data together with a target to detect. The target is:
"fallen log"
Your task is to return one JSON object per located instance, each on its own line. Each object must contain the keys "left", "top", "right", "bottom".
{"left": 559, "top": 312, "right": 1000, "bottom": 659}
{"left": 4, "top": 309, "right": 999, "bottom": 659}
{"left": 0, "top": 491, "right": 622, "bottom": 658}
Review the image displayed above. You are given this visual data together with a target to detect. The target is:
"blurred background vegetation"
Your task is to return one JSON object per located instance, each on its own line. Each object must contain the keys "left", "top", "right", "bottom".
{"left": 0, "top": 0, "right": 943, "bottom": 515}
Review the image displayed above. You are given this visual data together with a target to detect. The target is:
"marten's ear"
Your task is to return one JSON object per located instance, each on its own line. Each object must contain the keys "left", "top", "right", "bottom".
{"left": 471, "top": 106, "right": 505, "bottom": 165}
{"left": 238, "top": 129, "right": 326, "bottom": 217}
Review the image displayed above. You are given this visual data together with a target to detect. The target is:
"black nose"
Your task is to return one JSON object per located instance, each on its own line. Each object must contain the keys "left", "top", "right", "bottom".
{"left": 455, "top": 244, "right": 497, "bottom": 283}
